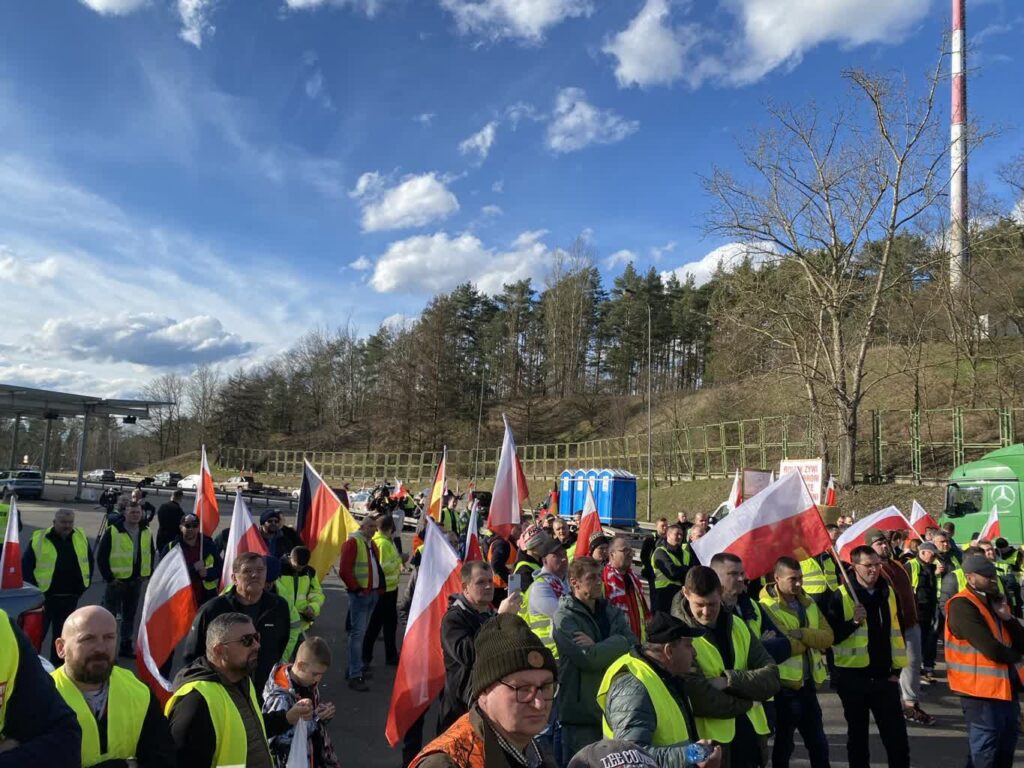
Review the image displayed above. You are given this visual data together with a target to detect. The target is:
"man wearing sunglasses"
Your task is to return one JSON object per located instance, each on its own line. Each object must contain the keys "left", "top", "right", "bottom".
{"left": 169, "top": 612, "right": 313, "bottom": 767}
{"left": 159, "top": 513, "right": 222, "bottom": 606}
{"left": 411, "top": 614, "right": 560, "bottom": 768}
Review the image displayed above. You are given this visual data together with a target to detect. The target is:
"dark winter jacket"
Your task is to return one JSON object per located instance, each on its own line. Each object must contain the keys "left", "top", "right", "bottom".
{"left": 22, "top": 527, "right": 93, "bottom": 595}
{"left": 439, "top": 593, "right": 494, "bottom": 729}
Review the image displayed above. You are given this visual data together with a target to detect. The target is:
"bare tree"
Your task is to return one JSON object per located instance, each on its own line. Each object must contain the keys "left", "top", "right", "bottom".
{"left": 142, "top": 373, "right": 186, "bottom": 459}
{"left": 185, "top": 363, "right": 222, "bottom": 443}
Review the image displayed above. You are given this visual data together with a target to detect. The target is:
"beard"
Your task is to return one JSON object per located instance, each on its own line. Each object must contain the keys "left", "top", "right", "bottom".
{"left": 70, "top": 653, "right": 114, "bottom": 685}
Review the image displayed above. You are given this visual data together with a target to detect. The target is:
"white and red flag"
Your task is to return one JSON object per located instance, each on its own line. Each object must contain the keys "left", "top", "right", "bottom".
{"left": 136, "top": 547, "right": 198, "bottom": 704}
{"left": 488, "top": 415, "right": 527, "bottom": 539}
{"left": 464, "top": 501, "right": 483, "bottom": 562}
{"left": 385, "top": 519, "right": 463, "bottom": 746}
{"left": 0, "top": 496, "right": 23, "bottom": 589}
{"left": 691, "top": 471, "right": 831, "bottom": 579}
{"left": 193, "top": 445, "right": 220, "bottom": 538}
{"left": 220, "top": 491, "right": 269, "bottom": 591}
{"left": 979, "top": 506, "right": 1000, "bottom": 541}
{"left": 574, "top": 479, "right": 602, "bottom": 559}
{"left": 909, "top": 500, "right": 939, "bottom": 537}
{"left": 726, "top": 468, "right": 742, "bottom": 511}
{"left": 391, "top": 478, "right": 409, "bottom": 501}
{"left": 824, "top": 475, "right": 837, "bottom": 507}
{"left": 835, "top": 505, "right": 918, "bottom": 562}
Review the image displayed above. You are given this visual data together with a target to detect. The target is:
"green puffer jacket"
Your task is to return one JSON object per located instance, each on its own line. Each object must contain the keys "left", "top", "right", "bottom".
{"left": 552, "top": 595, "right": 636, "bottom": 727}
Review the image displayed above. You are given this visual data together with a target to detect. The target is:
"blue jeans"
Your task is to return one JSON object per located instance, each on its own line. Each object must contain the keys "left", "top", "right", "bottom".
{"left": 962, "top": 697, "right": 1019, "bottom": 768}
{"left": 347, "top": 591, "right": 378, "bottom": 679}
{"left": 773, "top": 683, "right": 831, "bottom": 768}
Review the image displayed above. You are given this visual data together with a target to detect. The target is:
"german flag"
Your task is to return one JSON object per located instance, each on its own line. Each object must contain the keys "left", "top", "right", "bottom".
{"left": 296, "top": 459, "right": 359, "bottom": 582}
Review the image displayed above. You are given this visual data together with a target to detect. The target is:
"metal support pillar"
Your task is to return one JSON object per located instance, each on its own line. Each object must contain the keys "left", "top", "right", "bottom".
{"left": 75, "top": 409, "right": 91, "bottom": 500}
{"left": 8, "top": 415, "right": 20, "bottom": 469}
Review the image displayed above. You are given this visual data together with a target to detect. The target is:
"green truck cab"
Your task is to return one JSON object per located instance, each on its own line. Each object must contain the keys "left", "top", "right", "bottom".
{"left": 943, "top": 444, "right": 1024, "bottom": 544}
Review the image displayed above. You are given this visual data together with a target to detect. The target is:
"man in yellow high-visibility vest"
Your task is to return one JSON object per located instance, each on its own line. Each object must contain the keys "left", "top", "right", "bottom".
{"left": 96, "top": 502, "right": 154, "bottom": 658}
{"left": 52, "top": 606, "right": 174, "bottom": 767}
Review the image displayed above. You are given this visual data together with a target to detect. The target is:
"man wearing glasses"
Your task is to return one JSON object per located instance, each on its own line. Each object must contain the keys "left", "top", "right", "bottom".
{"left": 158, "top": 513, "right": 222, "bottom": 606}
{"left": 411, "top": 614, "right": 560, "bottom": 768}
{"left": 168, "top": 612, "right": 313, "bottom": 767}
{"left": 825, "top": 546, "right": 910, "bottom": 768}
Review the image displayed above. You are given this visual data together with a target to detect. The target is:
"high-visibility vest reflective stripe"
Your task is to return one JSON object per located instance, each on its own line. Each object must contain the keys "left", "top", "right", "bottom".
{"left": 945, "top": 588, "right": 1024, "bottom": 701}
{"left": 166, "top": 679, "right": 265, "bottom": 768}
{"left": 799, "top": 558, "right": 828, "bottom": 596}
{"left": 653, "top": 546, "right": 690, "bottom": 589}
{"left": 350, "top": 535, "right": 379, "bottom": 590}
{"left": 52, "top": 665, "right": 148, "bottom": 766}
{"left": 109, "top": 528, "right": 152, "bottom": 579}
{"left": 597, "top": 654, "right": 690, "bottom": 745}
{"left": 760, "top": 595, "right": 828, "bottom": 686}
{"left": 692, "top": 619, "right": 770, "bottom": 741}
{"left": 518, "top": 574, "right": 560, "bottom": 659}
{"left": 373, "top": 532, "right": 402, "bottom": 592}
{"left": 833, "top": 589, "right": 907, "bottom": 669}
{"left": 31, "top": 528, "right": 91, "bottom": 592}
{"left": 168, "top": 540, "right": 217, "bottom": 592}
{"left": 0, "top": 609, "right": 19, "bottom": 738}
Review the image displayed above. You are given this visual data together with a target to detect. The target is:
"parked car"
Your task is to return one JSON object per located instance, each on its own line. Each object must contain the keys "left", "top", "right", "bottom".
{"left": 177, "top": 474, "right": 201, "bottom": 490}
{"left": 86, "top": 469, "right": 117, "bottom": 482}
{"left": 0, "top": 469, "right": 43, "bottom": 500}
{"left": 218, "top": 475, "right": 263, "bottom": 493}
{"left": 154, "top": 471, "right": 184, "bottom": 488}
{"left": 0, "top": 583, "right": 45, "bottom": 653}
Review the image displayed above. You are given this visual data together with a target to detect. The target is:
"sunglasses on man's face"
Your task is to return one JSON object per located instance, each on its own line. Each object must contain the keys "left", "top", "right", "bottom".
{"left": 222, "top": 632, "right": 260, "bottom": 648}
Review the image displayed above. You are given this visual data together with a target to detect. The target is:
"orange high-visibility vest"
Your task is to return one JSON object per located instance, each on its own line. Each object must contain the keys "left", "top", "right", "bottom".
{"left": 945, "top": 588, "right": 1024, "bottom": 701}
{"left": 492, "top": 541, "right": 518, "bottom": 589}
{"left": 409, "top": 712, "right": 484, "bottom": 768}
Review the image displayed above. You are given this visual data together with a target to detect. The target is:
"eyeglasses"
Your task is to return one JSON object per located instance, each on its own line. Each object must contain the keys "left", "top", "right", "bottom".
{"left": 854, "top": 562, "right": 881, "bottom": 571}
{"left": 222, "top": 632, "right": 260, "bottom": 647}
{"left": 182, "top": 523, "right": 199, "bottom": 529}
{"left": 498, "top": 679, "right": 559, "bottom": 703}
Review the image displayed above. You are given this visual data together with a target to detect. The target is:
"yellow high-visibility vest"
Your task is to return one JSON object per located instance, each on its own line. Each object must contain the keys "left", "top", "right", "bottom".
{"left": 166, "top": 679, "right": 265, "bottom": 768}
{"left": 833, "top": 588, "right": 907, "bottom": 670}
{"left": 760, "top": 594, "right": 828, "bottom": 687}
{"left": 31, "top": 528, "right": 91, "bottom": 592}
{"left": 0, "top": 609, "right": 19, "bottom": 738}
{"left": 109, "top": 528, "right": 152, "bottom": 579}
{"left": 597, "top": 653, "right": 691, "bottom": 745}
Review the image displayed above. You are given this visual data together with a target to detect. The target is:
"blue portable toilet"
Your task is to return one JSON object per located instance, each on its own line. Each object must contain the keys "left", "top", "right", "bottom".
{"left": 572, "top": 469, "right": 588, "bottom": 515}
{"left": 558, "top": 470, "right": 575, "bottom": 515}
{"left": 596, "top": 469, "right": 637, "bottom": 526}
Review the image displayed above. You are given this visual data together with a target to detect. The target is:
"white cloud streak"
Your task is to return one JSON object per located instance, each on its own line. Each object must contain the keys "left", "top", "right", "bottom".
{"left": 439, "top": 0, "right": 592, "bottom": 42}
{"left": 459, "top": 121, "right": 498, "bottom": 160}
{"left": 350, "top": 172, "right": 460, "bottom": 232}
{"left": 546, "top": 88, "right": 639, "bottom": 153}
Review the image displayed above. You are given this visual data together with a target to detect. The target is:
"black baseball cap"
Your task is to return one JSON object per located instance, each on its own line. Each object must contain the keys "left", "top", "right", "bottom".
{"left": 646, "top": 612, "right": 706, "bottom": 642}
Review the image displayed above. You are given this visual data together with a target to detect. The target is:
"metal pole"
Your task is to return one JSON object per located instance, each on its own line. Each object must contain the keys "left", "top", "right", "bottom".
{"left": 950, "top": 0, "right": 969, "bottom": 287}
{"left": 75, "top": 409, "right": 91, "bottom": 500}
{"left": 40, "top": 417, "right": 54, "bottom": 487}
{"left": 8, "top": 415, "right": 21, "bottom": 468}
{"left": 646, "top": 302, "right": 653, "bottom": 521}
{"left": 473, "top": 365, "right": 486, "bottom": 480}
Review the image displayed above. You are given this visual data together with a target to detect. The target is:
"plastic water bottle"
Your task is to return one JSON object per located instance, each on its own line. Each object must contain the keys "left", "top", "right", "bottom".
{"left": 685, "top": 742, "right": 713, "bottom": 765}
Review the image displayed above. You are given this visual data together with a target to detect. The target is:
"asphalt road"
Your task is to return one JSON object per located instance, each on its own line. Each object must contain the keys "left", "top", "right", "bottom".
{"left": 11, "top": 495, "right": 1024, "bottom": 768}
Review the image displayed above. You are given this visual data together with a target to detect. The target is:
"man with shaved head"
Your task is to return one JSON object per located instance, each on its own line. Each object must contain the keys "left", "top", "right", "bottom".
{"left": 23, "top": 507, "right": 94, "bottom": 663}
{"left": 51, "top": 605, "right": 174, "bottom": 767}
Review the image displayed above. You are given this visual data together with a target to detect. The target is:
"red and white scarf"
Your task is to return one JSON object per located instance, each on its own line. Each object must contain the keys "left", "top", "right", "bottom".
{"left": 603, "top": 564, "right": 649, "bottom": 640}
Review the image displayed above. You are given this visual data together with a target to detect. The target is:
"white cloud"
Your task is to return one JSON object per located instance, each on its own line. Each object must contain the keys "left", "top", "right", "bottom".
{"left": 650, "top": 240, "right": 676, "bottom": 260}
{"left": 178, "top": 0, "right": 215, "bottom": 47}
{"left": 371, "top": 230, "right": 555, "bottom": 294}
{"left": 349, "top": 255, "right": 373, "bottom": 270}
{"left": 603, "top": 0, "right": 694, "bottom": 88}
{"left": 38, "top": 312, "right": 256, "bottom": 367}
{"left": 660, "top": 242, "right": 771, "bottom": 286}
{"left": 303, "top": 64, "right": 335, "bottom": 110}
{"left": 382, "top": 313, "right": 418, "bottom": 332}
{"left": 0, "top": 359, "right": 136, "bottom": 398}
{"left": 605, "top": 249, "right": 636, "bottom": 269}
{"left": 350, "top": 172, "right": 460, "bottom": 232}
{"left": 546, "top": 88, "right": 639, "bottom": 153}
{"left": 284, "top": 0, "right": 386, "bottom": 13}
{"left": 439, "top": 0, "right": 592, "bottom": 42}
{"left": 414, "top": 112, "right": 437, "bottom": 125}
{"left": 0, "top": 247, "right": 60, "bottom": 286}
{"left": 491, "top": 180, "right": 505, "bottom": 193}
{"left": 481, "top": 204, "right": 503, "bottom": 216}
{"left": 78, "top": 0, "right": 146, "bottom": 14}
{"left": 505, "top": 102, "right": 544, "bottom": 127}
{"left": 459, "top": 121, "right": 498, "bottom": 161}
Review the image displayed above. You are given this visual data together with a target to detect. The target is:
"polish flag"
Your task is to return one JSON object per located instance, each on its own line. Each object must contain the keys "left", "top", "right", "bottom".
{"left": 726, "top": 469, "right": 742, "bottom": 510}
{"left": 136, "top": 547, "right": 198, "bottom": 704}
{"left": 835, "top": 505, "right": 918, "bottom": 562}
{"left": 824, "top": 476, "right": 837, "bottom": 507}
{"left": 385, "top": 519, "right": 463, "bottom": 746}
{"left": 488, "top": 416, "right": 525, "bottom": 539}
{"left": 574, "top": 479, "right": 602, "bottom": 559}
{"left": 0, "top": 496, "right": 23, "bottom": 589}
{"left": 691, "top": 471, "right": 831, "bottom": 579}
{"left": 465, "top": 501, "right": 483, "bottom": 562}
{"left": 909, "top": 500, "right": 939, "bottom": 537}
{"left": 192, "top": 445, "right": 220, "bottom": 538}
{"left": 391, "top": 478, "right": 409, "bottom": 501}
{"left": 427, "top": 448, "right": 447, "bottom": 523}
{"left": 220, "top": 491, "right": 268, "bottom": 591}
{"left": 979, "top": 506, "right": 1000, "bottom": 541}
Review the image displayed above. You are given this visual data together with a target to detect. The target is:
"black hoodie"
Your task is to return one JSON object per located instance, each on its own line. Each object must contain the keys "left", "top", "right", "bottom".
{"left": 167, "top": 656, "right": 290, "bottom": 768}
{"left": 439, "top": 593, "right": 495, "bottom": 730}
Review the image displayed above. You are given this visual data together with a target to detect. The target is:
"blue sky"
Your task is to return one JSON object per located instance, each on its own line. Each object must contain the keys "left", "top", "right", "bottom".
{"left": 1, "top": 0, "right": 1022, "bottom": 396}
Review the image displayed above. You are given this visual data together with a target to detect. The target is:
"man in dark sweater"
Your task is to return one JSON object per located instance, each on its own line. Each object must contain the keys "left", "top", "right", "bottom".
{"left": 155, "top": 490, "right": 185, "bottom": 551}
{"left": 946, "top": 553, "right": 1024, "bottom": 768}
{"left": 906, "top": 543, "right": 940, "bottom": 683}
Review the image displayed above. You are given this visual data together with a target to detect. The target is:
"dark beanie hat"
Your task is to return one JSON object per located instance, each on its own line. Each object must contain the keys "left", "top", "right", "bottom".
{"left": 470, "top": 614, "right": 558, "bottom": 700}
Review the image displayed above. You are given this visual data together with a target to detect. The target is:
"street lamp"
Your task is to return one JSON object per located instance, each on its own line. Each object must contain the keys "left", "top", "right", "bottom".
{"left": 623, "top": 288, "right": 653, "bottom": 521}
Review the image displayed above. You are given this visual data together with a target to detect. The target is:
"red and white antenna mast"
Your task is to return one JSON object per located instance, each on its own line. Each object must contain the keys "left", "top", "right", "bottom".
{"left": 950, "top": 0, "right": 968, "bottom": 287}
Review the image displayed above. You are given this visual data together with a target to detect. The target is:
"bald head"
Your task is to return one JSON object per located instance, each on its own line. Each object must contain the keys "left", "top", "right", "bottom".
{"left": 57, "top": 606, "right": 118, "bottom": 688}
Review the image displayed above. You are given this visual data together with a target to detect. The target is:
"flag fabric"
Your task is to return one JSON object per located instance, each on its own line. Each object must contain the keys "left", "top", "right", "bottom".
{"left": 136, "top": 548, "right": 198, "bottom": 704}
{"left": 691, "top": 471, "right": 832, "bottom": 579}
{"left": 548, "top": 483, "right": 560, "bottom": 518}
{"left": 391, "top": 478, "right": 408, "bottom": 501}
{"left": 192, "top": 445, "right": 220, "bottom": 539}
{"left": 488, "top": 415, "right": 523, "bottom": 539}
{"left": 0, "top": 496, "right": 22, "bottom": 589}
{"left": 427, "top": 448, "right": 447, "bottom": 523}
{"left": 824, "top": 476, "right": 837, "bottom": 507}
{"left": 726, "top": 469, "right": 742, "bottom": 511}
{"left": 296, "top": 460, "right": 360, "bottom": 582}
{"left": 835, "top": 506, "right": 917, "bottom": 562}
{"left": 220, "top": 491, "right": 268, "bottom": 591}
{"left": 909, "top": 500, "right": 939, "bottom": 537}
{"left": 514, "top": 453, "right": 530, "bottom": 507}
{"left": 574, "top": 479, "right": 602, "bottom": 559}
{"left": 465, "top": 501, "right": 483, "bottom": 562}
{"left": 979, "top": 506, "right": 1000, "bottom": 541}
{"left": 385, "top": 519, "right": 463, "bottom": 746}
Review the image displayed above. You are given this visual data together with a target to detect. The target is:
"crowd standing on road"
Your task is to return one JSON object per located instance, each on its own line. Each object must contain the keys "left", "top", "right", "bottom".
{"left": 3, "top": 489, "right": 1024, "bottom": 768}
